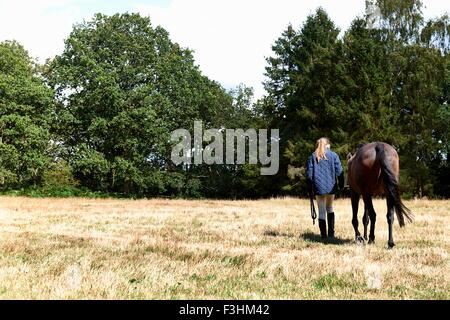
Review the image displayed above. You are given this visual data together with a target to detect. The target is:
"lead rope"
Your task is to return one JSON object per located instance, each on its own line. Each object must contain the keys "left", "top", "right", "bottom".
{"left": 309, "top": 184, "right": 316, "bottom": 225}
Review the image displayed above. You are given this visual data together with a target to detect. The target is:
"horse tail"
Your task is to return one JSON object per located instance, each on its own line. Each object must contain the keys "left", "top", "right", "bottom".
{"left": 375, "top": 143, "right": 413, "bottom": 227}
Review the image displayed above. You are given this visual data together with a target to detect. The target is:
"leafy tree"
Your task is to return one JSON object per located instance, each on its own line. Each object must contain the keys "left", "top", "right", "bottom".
{"left": 48, "top": 13, "right": 235, "bottom": 196}
{"left": 0, "top": 41, "right": 53, "bottom": 189}
{"left": 374, "top": 0, "right": 449, "bottom": 196}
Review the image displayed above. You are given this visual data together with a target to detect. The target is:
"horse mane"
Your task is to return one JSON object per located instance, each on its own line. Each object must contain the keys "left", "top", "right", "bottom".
{"left": 347, "top": 142, "right": 367, "bottom": 162}
{"left": 346, "top": 152, "right": 354, "bottom": 161}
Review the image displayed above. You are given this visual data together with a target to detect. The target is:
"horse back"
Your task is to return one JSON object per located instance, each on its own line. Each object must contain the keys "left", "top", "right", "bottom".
{"left": 347, "top": 142, "right": 399, "bottom": 196}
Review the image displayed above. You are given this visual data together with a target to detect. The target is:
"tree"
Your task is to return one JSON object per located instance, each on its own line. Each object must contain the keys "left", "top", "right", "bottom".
{"left": 263, "top": 8, "right": 343, "bottom": 194}
{"left": 262, "top": 1, "right": 450, "bottom": 197}
{"left": 0, "top": 41, "right": 53, "bottom": 189}
{"left": 48, "top": 13, "right": 235, "bottom": 196}
{"left": 374, "top": 0, "right": 449, "bottom": 196}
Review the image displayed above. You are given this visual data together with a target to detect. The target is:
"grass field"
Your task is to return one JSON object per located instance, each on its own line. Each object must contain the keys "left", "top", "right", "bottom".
{"left": 0, "top": 196, "right": 448, "bottom": 299}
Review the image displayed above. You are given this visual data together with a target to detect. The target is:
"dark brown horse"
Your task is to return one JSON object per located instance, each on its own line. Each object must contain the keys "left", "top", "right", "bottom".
{"left": 347, "top": 142, "right": 412, "bottom": 248}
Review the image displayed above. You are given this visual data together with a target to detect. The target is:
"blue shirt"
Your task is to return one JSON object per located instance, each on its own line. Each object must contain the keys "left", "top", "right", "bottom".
{"left": 306, "top": 149, "right": 343, "bottom": 195}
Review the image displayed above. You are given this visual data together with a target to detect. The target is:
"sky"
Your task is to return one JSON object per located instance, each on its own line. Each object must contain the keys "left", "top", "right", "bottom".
{"left": 0, "top": 0, "right": 448, "bottom": 99}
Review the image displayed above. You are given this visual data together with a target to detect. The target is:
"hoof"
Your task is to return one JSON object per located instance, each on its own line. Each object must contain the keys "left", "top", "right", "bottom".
{"left": 387, "top": 242, "right": 395, "bottom": 249}
{"left": 355, "top": 236, "right": 365, "bottom": 245}
{"left": 368, "top": 239, "right": 375, "bottom": 245}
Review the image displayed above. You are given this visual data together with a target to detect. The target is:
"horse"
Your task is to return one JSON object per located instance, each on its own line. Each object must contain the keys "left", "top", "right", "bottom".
{"left": 347, "top": 142, "right": 413, "bottom": 248}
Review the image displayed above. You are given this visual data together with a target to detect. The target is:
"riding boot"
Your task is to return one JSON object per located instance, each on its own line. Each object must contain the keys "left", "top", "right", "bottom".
{"left": 327, "top": 212, "right": 335, "bottom": 238}
{"left": 318, "top": 219, "right": 327, "bottom": 239}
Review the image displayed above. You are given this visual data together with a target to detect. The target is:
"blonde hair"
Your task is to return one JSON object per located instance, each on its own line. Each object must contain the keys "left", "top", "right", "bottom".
{"left": 315, "top": 137, "right": 330, "bottom": 162}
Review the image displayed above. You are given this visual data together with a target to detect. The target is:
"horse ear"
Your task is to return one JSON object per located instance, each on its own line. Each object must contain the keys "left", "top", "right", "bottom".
{"left": 347, "top": 153, "right": 353, "bottom": 161}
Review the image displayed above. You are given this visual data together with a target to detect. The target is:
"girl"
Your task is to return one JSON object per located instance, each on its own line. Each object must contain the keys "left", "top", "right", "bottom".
{"left": 306, "top": 138, "right": 344, "bottom": 239}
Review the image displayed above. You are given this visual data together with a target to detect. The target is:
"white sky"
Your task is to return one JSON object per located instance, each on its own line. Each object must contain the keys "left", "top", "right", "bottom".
{"left": 0, "top": 0, "right": 448, "bottom": 98}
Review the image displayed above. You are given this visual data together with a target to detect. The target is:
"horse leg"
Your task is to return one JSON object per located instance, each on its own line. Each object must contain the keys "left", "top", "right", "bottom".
{"left": 386, "top": 197, "right": 395, "bottom": 248}
{"left": 363, "top": 195, "right": 376, "bottom": 244}
{"left": 351, "top": 189, "right": 363, "bottom": 243}
{"left": 363, "top": 206, "right": 369, "bottom": 241}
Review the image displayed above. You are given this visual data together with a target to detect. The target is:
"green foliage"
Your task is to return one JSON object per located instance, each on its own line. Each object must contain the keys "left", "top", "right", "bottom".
{"left": 42, "top": 160, "right": 79, "bottom": 188}
{"left": 47, "top": 13, "right": 238, "bottom": 197}
{"left": 0, "top": 41, "right": 53, "bottom": 190}
{"left": 1, "top": 5, "right": 449, "bottom": 198}
{"left": 262, "top": 2, "right": 449, "bottom": 198}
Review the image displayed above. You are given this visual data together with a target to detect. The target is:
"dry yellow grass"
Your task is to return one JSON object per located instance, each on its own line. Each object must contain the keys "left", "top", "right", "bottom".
{"left": 0, "top": 196, "right": 448, "bottom": 299}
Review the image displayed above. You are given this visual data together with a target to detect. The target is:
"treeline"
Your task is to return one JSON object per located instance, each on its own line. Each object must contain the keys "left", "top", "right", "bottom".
{"left": 0, "top": 0, "right": 449, "bottom": 198}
